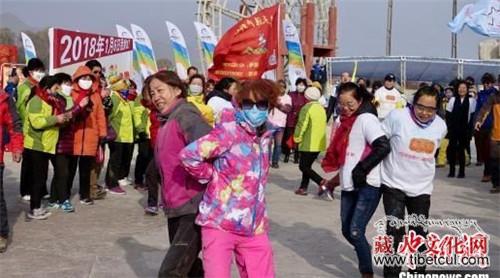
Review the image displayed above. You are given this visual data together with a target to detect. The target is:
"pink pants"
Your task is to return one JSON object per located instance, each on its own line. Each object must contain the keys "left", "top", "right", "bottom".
{"left": 201, "top": 227, "right": 275, "bottom": 278}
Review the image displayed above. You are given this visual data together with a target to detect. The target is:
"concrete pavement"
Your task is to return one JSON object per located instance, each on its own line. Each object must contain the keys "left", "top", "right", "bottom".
{"left": 0, "top": 156, "right": 498, "bottom": 277}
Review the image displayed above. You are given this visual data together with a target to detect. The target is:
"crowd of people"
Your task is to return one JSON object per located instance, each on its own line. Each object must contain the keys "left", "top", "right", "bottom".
{"left": 0, "top": 58, "right": 499, "bottom": 278}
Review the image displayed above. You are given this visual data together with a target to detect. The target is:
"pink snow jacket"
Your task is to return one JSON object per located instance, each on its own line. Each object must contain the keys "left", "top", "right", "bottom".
{"left": 155, "top": 98, "right": 212, "bottom": 218}
{"left": 180, "top": 109, "right": 274, "bottom": 236}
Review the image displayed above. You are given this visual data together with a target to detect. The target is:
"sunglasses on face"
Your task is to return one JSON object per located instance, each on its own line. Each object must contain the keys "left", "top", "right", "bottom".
{"left": 241, "top": 99, "right": 269, "bottom": 111}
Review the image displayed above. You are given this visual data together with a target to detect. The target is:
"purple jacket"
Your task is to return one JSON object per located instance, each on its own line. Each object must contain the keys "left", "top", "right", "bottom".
{"left": 180, "top": 109, "right": 274, "bottom": 236}
{"left": 57, "top": 101, "right": 84, "bottom": 155}
{"left": 286, "top": 91, "right": 308, "bottom": 127}
{"left": 155, "top": 98, "right": 212, "bottom": 218}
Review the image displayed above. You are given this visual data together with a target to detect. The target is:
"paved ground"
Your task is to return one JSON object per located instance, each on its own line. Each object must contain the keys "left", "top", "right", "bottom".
{"left": 0, "top": 152, "right": 499, "bottom": 277}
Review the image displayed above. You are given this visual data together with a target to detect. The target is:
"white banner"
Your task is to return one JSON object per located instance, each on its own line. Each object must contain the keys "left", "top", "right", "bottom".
{"left": 21, "top": 32, "right": 37, "bottom": 62}
{"left": 166, "top": 21, "right": 191, "bottom": 80}
{"left": 116, "top": 24, "right": 143, "bottom": 91}
{"left": 130, "top": 24, "right": 158, "bottom": 78}
{"left": 193, "top": 21, "right": 217, "bottom": 72}
{"left": 449, "top": 0, "right": 500, "bottom": 37}
{"left": 282, "top": 19, "right": 306, "bottom": 91}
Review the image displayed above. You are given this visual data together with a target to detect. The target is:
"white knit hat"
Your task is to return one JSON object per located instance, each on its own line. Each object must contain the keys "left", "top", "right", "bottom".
{"left": 304, "top": 86, "right": 321, "bottom": 101}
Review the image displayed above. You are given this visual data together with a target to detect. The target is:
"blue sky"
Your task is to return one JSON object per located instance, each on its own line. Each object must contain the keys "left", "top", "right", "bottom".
{"left": 0, "top": 0, "right": 487, "bottom": 67}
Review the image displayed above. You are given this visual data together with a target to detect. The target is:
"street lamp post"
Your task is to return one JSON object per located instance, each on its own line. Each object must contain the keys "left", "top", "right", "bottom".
{"left": 452, "top": 0, "right": 458, "bottom": 58}
{"left": 386, "top": 0, "right": 393, "bottom": 56}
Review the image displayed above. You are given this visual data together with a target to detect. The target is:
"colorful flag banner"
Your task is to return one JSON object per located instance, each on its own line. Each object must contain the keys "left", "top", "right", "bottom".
{"left": 282, "top": 18, "right": 306, "bottom": 90}
{"left": 208, "top": 4, "right": 279, "bottom": 81}
{"left": 165, "top": 21, "right": 191, "bottom": 80}
{"left": 448, "top": 0, "right": 500, "bottom": 37}
{"left": 21, "top": 32, "right": 37, "bottom": 62}
{"left": 116, "top": 24, "right": 143, "bottom": 91}
{"left": 193, "top": 21, "right": 217, "bottom": 72}
{"left": 130, "top": 24, "right": 158, "bottom": 78}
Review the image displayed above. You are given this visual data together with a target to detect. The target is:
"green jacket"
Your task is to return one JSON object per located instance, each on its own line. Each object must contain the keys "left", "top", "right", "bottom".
{"left": 293, "top": 101, "right": 327, "bottom": 152}
{"left": 132, "top": 96, "right": 151, "bottom": 138}
{"left": 16, "top": 79, "right": 36, "bottom": 123}
{"left": 24, "top": 95, "right": 60, "bottom": 154}
{"left": 108, "top": 92, "right": 135, "bottom": 143}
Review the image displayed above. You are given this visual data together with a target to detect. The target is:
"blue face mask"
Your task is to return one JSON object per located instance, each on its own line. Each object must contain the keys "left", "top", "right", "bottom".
{"left": 242, "top": 105, "right": 268, "bottom": 128}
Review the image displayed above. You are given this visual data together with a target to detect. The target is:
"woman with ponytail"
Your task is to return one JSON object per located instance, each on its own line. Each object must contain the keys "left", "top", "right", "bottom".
{"left": 321, "top": 82, "right": 390, "bottom": 278}
{"left": 380, "top": 86, "right": 447, "bottom": 277}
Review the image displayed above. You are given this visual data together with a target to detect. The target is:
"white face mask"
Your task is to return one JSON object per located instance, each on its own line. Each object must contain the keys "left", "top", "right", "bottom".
{"left": 189, "top": 84, "right": 203, "bottom": 95}
{"left": 78, "top": 79, "right": 93, "bottom": 90}
{"left": 61, "top": 84, "right": 72, "bottom": 96}
{"left": 296, "top": 85, "right": 306, "bottom": 93}
{"left": 31, "top": 71, "right": 45, "bottom": 82}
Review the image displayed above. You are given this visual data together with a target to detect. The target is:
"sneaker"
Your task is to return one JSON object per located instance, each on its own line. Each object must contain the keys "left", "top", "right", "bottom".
{"left": 107, "top": 186, "right": 126, "bottom": 195}
{"left": 324, "top": 190, "right": 334, "bottom": 201}
{"left": 42, "top": 194, "right": 50, "bottom": 200}
{"left": 21, "top": 195, "right": 30, "bottom": 202}
{"left": 294, "top": 188, "right": 308, "bottom": 196}
{"left": 47, "top": 202, "right": 60, "bottom": 209}
{"left": 0, "top": 236, "right": 7, "bottom": 253}
{"left": 60, "top": 200, "right": 75, "bottom": 213}
{"left": 27, "top": 208, "right": 51, "bottom": 220}
{"left": 93, "top": 187, "right": 107, "bottom": 200}
{"left": 271, "top": 163, "right": 279, "bottom": 169}
{"left": 118, "top": 178, "right": 133, "bottom": 186}
{"left": 490, "top": 187, "right": 500, "bottom": 194}
{"left": 80, "top": 198, "right": 94, "bottom": 206}
{"left": 144, "top": 206, "right": 159, "bottom": 216}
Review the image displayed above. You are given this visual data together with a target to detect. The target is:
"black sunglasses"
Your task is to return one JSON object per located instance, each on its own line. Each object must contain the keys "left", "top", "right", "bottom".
{"left": 241, "top": 99, "right": 269, "bottom": 111}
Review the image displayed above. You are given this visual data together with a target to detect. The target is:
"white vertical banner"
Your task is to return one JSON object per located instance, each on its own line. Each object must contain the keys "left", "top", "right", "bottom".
{"left": 21, "top": 32, "right": 37, "bottom": 62}
{"left": 165, "top": 21, "right": 191, "bottom": 80}
{"left": 116, "top": 24, "right": 143, "bottom": 91}
{"left": 282, "top": 19, "right": 306, "bottom": 91}
{"left": 130, "top": 24, "right": 158, "bottom": 78}
{"left": 193, "top": 21, "right": 217, "bottom": 73}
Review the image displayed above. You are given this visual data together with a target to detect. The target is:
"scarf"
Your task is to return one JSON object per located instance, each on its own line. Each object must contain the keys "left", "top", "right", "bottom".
{"left": 35, "top": 86, "right": 66, "bottom": 116}
{"left": 321, "top": 101, "right": 377, "bottom": 172}
{"left": 72, "top": 84, "right": 92, "bottom": 104}
{"left": 321, "top": 114, "right": 358, "bottom": 172}
{"left": 205, "top": 89, "right": 232, "bottom": 103}
{"left": 409, "top": 105, "right": 435, "bottom": 129}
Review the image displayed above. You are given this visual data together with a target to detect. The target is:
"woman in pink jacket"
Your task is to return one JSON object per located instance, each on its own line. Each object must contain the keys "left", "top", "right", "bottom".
{"left": 180, "top": 79, "right": 280, "bottom": 278}
{"left": 147, "top": 71, "right": 212, "bottom": 277}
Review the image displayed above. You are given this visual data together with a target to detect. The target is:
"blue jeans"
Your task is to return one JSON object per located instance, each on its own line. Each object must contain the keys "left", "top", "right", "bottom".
{"left": 341, "top": 185, "right": 381, "bottom": 274}
{"left": 271, "top": 127, "right": 284, "bottom": 164}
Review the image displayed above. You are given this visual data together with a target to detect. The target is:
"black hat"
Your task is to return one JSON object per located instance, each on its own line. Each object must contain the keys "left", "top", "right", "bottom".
{"left": 384, "top": 73, "right": 396, "bottom": 81}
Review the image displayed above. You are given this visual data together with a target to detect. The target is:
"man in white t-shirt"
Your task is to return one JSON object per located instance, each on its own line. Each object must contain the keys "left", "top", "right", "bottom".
{"left": 374, "top": 73, "right": 405, "bottom": 120}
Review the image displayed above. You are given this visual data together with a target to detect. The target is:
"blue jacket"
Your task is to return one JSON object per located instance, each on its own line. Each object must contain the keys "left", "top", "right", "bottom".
{"left": 476, "top": 87, "right": 497, "bottom": 129}
{"left": 4, "top": 82, "right": 17, "bottom": 98}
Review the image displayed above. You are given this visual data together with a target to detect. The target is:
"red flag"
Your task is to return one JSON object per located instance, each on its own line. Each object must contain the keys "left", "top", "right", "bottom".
{"left": 208, "top": 5, "right": 279, "bottom": 81}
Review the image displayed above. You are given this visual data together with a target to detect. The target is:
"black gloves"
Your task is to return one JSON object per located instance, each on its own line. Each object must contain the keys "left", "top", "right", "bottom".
{"left": 352, "top": 135, "right": 391, "bottom": 189}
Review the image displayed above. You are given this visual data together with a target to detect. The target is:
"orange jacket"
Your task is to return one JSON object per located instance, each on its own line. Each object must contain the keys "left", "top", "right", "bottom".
{"left": 71, "top": 66, "right": 107, "bottom": 156}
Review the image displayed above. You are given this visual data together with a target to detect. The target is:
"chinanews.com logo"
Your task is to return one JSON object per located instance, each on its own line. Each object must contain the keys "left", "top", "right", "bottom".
{"left": 372, "top": 215, "right": 494, "bottom": 276}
